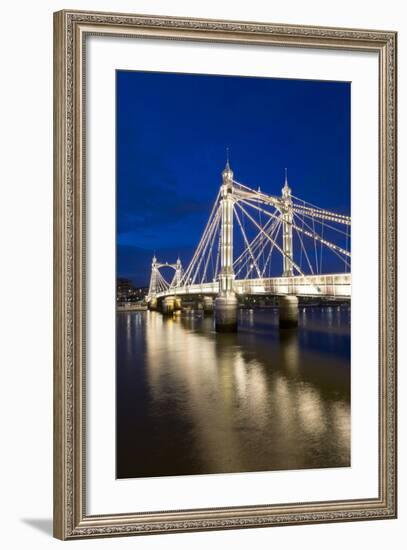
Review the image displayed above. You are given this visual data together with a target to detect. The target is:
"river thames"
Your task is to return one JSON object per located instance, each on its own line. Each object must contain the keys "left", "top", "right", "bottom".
{"left": 116, "top": 306, "right": 350, "bottom": 479}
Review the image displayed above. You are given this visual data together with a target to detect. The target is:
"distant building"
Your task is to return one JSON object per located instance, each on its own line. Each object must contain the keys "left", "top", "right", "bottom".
{"left": 117, "top": 278, "right": 134, "bottom": 302}
{"left": 117, "top": 278, "right": 148, "bottom": 303}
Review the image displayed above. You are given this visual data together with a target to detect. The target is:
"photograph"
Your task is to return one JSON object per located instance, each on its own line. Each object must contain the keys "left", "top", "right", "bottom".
{"left": 115, "top": 70, "right": 352, "bottom": 479}
{"left": 52, "top": 8, "right": 397, "bottom": 539}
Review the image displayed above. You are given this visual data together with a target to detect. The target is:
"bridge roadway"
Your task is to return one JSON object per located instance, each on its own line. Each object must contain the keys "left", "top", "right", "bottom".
{"left": 154, "top": 273, "right": 351, "bottom": 300}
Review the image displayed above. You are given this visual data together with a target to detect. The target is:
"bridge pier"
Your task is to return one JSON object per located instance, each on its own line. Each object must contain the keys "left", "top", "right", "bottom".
{"left": 278, "top": 295, "right": 299, "bottom": 328}
{"left": 148, "top": 297, "right": 158, "bottom": 311}
{"left": 162, "top": 296, "right": 175, "bottom": 316}
{"left": 202, "top": 296, "right": 214, "bottom": 315}
{"left": 215, "top": 294, "right": 238, "bottom": 332}
{"left": 174, "top": 297, "right": 182, "bottom": 311}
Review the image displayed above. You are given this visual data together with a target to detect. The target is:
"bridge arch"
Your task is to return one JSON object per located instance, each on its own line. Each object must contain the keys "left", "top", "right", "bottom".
{"left": 148, "top": 256, "right": 183, "bottom": 299}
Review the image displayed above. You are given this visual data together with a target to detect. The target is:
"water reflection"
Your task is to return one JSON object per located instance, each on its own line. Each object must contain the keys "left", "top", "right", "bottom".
{"left": 116, "top": 307, "right": 350, "bottom": 478}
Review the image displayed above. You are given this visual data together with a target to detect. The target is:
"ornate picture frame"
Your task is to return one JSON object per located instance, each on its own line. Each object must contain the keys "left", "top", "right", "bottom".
{"left": 53, "top": 9, "right": 397, "bottom": 540}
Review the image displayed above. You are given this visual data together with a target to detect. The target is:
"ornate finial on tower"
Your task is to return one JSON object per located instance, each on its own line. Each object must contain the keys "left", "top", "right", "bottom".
{"left": 222, "top": 147, "right": 234, "bottom": 183}
{"left": 282, "top": 167, "right": 291, "bottom": 198}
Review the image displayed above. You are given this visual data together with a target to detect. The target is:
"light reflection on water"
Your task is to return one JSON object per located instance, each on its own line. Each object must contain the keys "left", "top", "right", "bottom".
{"left": 116, "top": 307, "right": 350, "bottom": 478}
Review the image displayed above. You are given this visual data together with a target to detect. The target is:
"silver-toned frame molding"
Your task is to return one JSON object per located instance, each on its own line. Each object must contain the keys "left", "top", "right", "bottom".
{"left": 53, "top": 9, "right": 397, "bottom": 540}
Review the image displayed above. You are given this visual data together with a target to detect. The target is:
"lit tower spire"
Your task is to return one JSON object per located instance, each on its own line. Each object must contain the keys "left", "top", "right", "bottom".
{"left": 282, "top": 167, "right": 291, "bottom": 198}
{"left": 175, "top": 256, "right": 182, "bottom": 287}
{"left": 222, "top": 147, "right": 233, "bottom": 183}
{"left": 220, "top": 152, "right": 234, "bottom": 287}
{"left": 215, "top": 149, "right": 238, "bottom": 332}
{"left": 148, "top": 253, "right": 158, "bottom": 297}
{"left": 281, "top": 168, "right": 294, "bottom": 277}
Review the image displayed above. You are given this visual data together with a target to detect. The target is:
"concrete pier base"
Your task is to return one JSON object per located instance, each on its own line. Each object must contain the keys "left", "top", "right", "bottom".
{"left": 174, "top": 297, "right": 182, "bottom": 311}
{"left": 215, "top": 294, "right": 238, "bottom": 332}
{"left": 148, "top": 297, "right": 158, "bottom": 311}
{"left": 278, "top": 295, "right": 299, "bottom": 328}
{"left": 162, "top": 296, "right": 175, "bottom": 316}
{"left": 202, "top": 296, "right": 214, "bottom": 315}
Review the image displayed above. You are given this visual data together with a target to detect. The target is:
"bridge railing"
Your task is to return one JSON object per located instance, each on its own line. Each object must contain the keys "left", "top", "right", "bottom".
{"left": 152, "top": 273, "right": 351, "bottom": 299}
{"left": 234, "top": 273, "right": 350, "bottom": 298}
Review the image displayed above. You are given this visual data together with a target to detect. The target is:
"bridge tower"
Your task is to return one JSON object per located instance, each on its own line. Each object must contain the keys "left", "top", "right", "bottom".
{"left": 214, "top": 159, "right": 238, "bottom": 332}
{"left": 175, "top": 257, "right": 182, "bottom": 287}
{"left": 147, "top": 255, "right": 158, "bottom": 310}
{"left": 173, "top": 257, "right": 183, "bottom": 311}
{"left": 281, "top": 169, "right": 294, "bottom": 277}
{"left": 279, "top": 170, "right": 298, "bottom": 327}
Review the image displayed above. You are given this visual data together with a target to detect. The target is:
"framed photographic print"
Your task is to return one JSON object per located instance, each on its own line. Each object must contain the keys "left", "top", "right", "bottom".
{"left": 53, "top": 9, "right": 397, "bottom": 540}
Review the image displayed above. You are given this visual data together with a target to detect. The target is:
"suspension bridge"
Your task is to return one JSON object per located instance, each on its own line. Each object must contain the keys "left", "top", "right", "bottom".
{"left": 146, "top": 160, "right": 351, "bottom": 331}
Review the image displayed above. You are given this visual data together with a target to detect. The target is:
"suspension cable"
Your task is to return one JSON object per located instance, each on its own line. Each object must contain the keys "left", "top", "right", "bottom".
{"left": 240, "top": 197, "right": 351, "bottom": 260}
{"left": 234, "top": 205, "right": 262, "bottom": 279}
{"left": 235, "top": 201, "right": 304, "bottom": 276}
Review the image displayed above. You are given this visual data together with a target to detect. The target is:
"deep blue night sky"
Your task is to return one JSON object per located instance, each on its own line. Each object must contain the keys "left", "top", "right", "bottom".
{"left": 116, "top": 70, "right": 350, "bottom": 287}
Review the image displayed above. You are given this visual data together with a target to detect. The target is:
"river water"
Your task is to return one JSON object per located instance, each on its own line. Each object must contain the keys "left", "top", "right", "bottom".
{"left": 116, "top": 306, "right": 350, "bottom": 479}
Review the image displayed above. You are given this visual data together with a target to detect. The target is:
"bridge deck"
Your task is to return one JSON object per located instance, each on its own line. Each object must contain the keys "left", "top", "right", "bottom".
{"left": 154, "top": 273, "right": 351, "bottom": 300}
